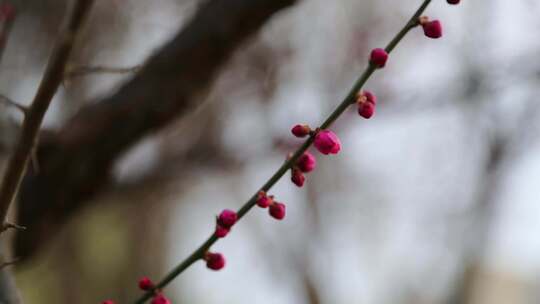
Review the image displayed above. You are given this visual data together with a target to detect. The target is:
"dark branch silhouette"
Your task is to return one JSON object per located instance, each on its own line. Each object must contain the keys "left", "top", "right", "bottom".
{"left": 16, "top": 0, "right": 297, "bottom": 259}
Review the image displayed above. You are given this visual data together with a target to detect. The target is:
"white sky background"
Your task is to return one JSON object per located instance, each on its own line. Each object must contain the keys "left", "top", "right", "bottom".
{"left": 2, "top": 0, "right": 540, "bottom": 303}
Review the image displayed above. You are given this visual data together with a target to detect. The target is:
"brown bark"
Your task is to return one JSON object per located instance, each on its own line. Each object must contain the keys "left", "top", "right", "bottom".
{"left": 15, "top": 0, "right": 297, "bottom": 259}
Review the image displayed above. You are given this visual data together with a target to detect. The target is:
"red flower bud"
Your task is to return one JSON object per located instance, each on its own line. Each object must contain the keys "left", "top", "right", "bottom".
{"left": 138, "top": 277, "right": 154, "bottom": 291}
{"left": 447, "top": 0, "right": 460, "bottom": 4}
{"left": 215, "top": 225, "right": 230, "bottom": 238}
{"left": 369, "top": 48, "right": 388, "bottom": 68}
{"left": 291, "top": 124, "right": 311, "bottom": 138}
{"left": 205, "top": 252, "right": 226, "bottom": 270}
{"left": 357, "top": 90, "right": 377, "bottom": 106}
{"left": 151, "top": 294, "right": 171, "bottom": 304}
{"left": 291, "top": 168, "right": 305, "bottom": 187}
{"left": 269, "top": 202, "right": 286, "bottom": 220}
{"left": 421, "top": 19, "right": 443, "bottom": 39}
{"left": 314, "top": 130, "right": 341, "bottom": 155}
{"left": 358, "top": 102, "right": 375, "bottom": 119}
{"left": 256, "top": 191, "right": 272, "bottom": 208}
{"left": 296, "top": 151, "right": 316, "bottom": 173}
{"left": 217, "top": 209, "right": 237, "bottom": 229}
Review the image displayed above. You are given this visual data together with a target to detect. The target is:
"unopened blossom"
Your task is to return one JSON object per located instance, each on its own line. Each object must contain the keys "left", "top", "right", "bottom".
{"left": 369, "top": 48, "right": 388, "bottom": 68}
{"left": 269, "top": 202, "right": 286, "bottom": 220}
{"left": 205, "top": 252, "right": 226, "bottom": 270}
{"left": 291, "top": 168, "right": 305, "bottom": 187}
{"left": 138, "top": 277, "right": 154, "bottom": 291}
{"left": 256, "top": 191, "right": 272, "bottom": 208}
{"left": 215, "top": 225, "right": 230, "bottom": 238}
{"left": 217, "top": 209, "right": 238, "bottom": 229}
{"left": 314, "top": 130, "right": 341, "bottom": 155}
{"left": 151, "top": 294, "right": 171, "bottom": 304}
{"left": 297, "top": 151, "right": 316, "bottom": 173}
{"left": 420, "top": 18, "right": 443, "bottom": 39}
{"left": 291, "top": 124, "right": 311, "bottom": 138}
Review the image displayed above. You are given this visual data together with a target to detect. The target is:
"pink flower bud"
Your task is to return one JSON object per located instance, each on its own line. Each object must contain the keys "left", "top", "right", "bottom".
{"left": 369, "top": 48, "right": 388, "bottom": 68}
{"left": 297, "top": 151, "right": 316, "bottom": 173}
{"left": 291, "top": 168, "right": 305, "bottom": 187}
{"left": 422, "top": 20, "right": 443, "bottom": 39}
{"left": 269, "top": 202, "right": 286, "bottom": 220}
{"left": 102, "top": 300, "right": 115, "bottom": 304}
{"left": 138, "top": 277, "right": 154, "bottom": 291}
{"left": 357, "top": 90, "right": 377, "bottom": 106}
{"left": 256, "top": 191, "right": 272, "bottom": 208}
{"left": 314, "top": 130, "right": 341, "bottom": 155}
{"left": 358, "top": 102, "right": 375, "bottom": 119}
{"left": 447, "top": 0, "right": 460, "bottom": 4}
{"left": 215, "top": 225, "right": 230, "bottom": 238}
{"left": 217, "top": 209, "right": 237, "bottom": 229}
{"left": 205, "top": 252, "right": 226, "bottom": 270}
{"left": 291, "top": 124, "right": 311, "bottom": 138}
{"left": 151, "top": 294, "right": 171, "bottom": 304}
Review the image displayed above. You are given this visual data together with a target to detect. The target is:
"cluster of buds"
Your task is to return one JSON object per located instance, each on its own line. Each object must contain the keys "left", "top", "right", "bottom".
{"left": 290, "top": 126, "right": 342, "bottom": 187}
{"left": 356, "top": 90, "right": 377, "bottom": 119}
{"left": 290, "top": 151, "right": 316, "bottom": 187}
{"left": 214, "top": 209, "right": 238, "bottom": 238}
{"left": 101, "top": 277, "right": 171, "bottom": 304}
{"left": 257, "top": 191, "right": 286, "bottom": 220}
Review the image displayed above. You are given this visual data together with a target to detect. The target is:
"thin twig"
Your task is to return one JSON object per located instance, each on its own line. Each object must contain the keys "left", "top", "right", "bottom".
{"left": 0, "top": 0, "right": 95, "bottom": 232}
{"left": 0, "top": 94, "right": 27, "bottom": 114}
{"left": 133, "top": 0, "right": 433, "bottom": 303}
{"left": 64, "top": 64, "right": 141, "bottom": 79}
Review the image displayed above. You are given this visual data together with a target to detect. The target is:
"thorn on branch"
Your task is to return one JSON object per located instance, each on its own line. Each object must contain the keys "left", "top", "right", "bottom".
{"left": 0, "top": 94, "right": 28, "bottom": 115}
{"left": 1, "top": 221, "right": 26, "bottom": 232}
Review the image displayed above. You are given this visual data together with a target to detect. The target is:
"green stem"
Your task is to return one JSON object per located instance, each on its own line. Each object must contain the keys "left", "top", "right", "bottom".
{"left": 133, "top": 0, "right": 432, "bottom": 302}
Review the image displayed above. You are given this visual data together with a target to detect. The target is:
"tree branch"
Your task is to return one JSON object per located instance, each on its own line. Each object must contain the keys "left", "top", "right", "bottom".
{"left": 0, "top": 0, "right": 95, "bottom": 233}
{"left": 16, "top": 0, "right": 298, "bottom": 259}
{"left": 134, "top": 0, "right": 433, "bottom": 302}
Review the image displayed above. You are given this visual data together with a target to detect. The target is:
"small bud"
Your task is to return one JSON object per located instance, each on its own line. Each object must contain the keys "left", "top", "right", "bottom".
{"left": 102, "top": 300, "right": 115, "bottom": 304}
{"left": 421, "top": 19, "right": 443, "bottom": 39}
{"left": 138, "top": 277, "right": 154, "bottom": 291}
{"left": 358, "top": 102, "right": 375, "bottom": 119}
{"left": 357, "top": 90, "right": 377, "bottom": 106}
{"left": 447, "top": 0, "right": 460, "bottom": 4}
{"left": 369, "top": 48, "right": 388, "bottom": 68}
{"left": 217, "top": 209, "right": 238, "bottom": 229}
{"left": 296, "top": 151, "right": 316, "bottom": 173}
{"left": 291, "top": 168, "right": 305, "bottom": 187}
{"left": 314, "top": 130, "right": 341, "bottom": 155}
{"left": 256, "top": 191, "right": 272, "bottom": 208}
{"left": 215, "top": 225, "right": 230, "bottom": 238}
{"left": 291, "top": 124, "right": 311, "bottom": 138}
{"left": 205, "top": 252, "right": 226, "bottom": 270}
{"left": 151, "top": 294, "right": 171, "bottom": 304}
{"left": 269, "top": 202, "right": 286, "bottom": 220}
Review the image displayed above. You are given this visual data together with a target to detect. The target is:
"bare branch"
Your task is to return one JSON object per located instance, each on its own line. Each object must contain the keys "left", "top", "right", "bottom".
{"left": 16, "top": 0, "right": 298, "bottom": 259}
{"left": 0, "top": 0, "right": 95, "bottom": 233}
{"left": 0, "top": 94, "right": 27, "bottom": 115}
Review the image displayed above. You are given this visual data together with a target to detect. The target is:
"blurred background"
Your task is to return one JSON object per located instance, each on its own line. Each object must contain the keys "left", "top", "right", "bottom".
{"left": 1, "top": 0, "right": 540, "bottom": 303}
